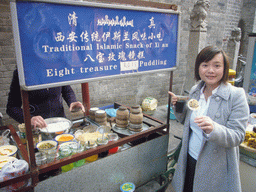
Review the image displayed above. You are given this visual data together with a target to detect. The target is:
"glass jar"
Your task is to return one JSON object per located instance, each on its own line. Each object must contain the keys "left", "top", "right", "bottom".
{"left": 108, "top": 133, "right": 119, "bottom": 154}
{"left": 58, "top": 145, "right": 74, "bottom": 172}
{"left": 70, "top": 142, "right": 85, "bottom": 167}
{"left": 35, "top": 152, "right": 47, "bottom": 166}
{"left": 85, "top": 141, "right": 98, "bottom": 162}
{"left": 96, "top": 137, "right": 109, "bottom": 158}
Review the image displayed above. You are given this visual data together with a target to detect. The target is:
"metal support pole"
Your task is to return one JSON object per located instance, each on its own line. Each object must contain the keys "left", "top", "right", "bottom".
{"left": 81, "top": 83, "right": 90, "bottom": 116}
{"left": 21, "top": 90, "right": 38, "bottom": 188}
{"left": 167, "top": 71, "right": 173, "bottom": 133}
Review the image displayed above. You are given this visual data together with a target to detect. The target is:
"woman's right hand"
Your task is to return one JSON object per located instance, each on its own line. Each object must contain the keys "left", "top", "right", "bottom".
{"left": 168, "top": 91, "right": 178, "bottom": 105}
{"left": 31, "top": 116, "right": 47, "bottom": 128}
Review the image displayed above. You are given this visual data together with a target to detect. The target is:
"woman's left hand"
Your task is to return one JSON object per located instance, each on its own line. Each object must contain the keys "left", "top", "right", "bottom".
{"left": 70, "top": 101, "right": 86, "bottom": 113}
{"left": 194, "top": 116, "right": 214, "bottom": 134}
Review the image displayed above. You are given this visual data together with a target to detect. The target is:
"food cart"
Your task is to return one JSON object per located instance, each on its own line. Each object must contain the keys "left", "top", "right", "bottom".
{"left": 0, "top": 0, "right": 180, "bottom": 191}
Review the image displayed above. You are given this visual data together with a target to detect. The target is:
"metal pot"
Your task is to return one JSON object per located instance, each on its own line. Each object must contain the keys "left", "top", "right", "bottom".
{"left": 40, "top": 117, "right": 72, "bottom": 140}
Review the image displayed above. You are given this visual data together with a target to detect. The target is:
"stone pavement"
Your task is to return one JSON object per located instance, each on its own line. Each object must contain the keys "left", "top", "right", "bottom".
{"left": 136, "top": 105, "right": 183, "bottom": 191}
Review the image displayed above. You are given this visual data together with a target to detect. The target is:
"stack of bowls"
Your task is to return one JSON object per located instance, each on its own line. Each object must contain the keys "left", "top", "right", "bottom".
{"left": 95, "top": 110, "right": 107, "bottom": 126}
{"left": 115, "top": 106, "right": 129, "bottom": 129}
{"left": 129, "top": 105, "right": 143, "bottom": 132}
{"left": 89, "top": 107, "right": 99, "bottom": 121}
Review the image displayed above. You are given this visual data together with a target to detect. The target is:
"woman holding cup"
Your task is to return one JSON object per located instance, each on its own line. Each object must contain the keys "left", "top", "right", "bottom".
{"left": 168, "top": 46, "right": 249, "bottom": 192}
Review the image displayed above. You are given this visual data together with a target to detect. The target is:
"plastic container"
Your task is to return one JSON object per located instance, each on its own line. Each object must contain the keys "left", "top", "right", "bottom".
{"left": 175, "top": 95, "right": 189, "bottom": 113}
{"left": 108, "top": 133, "right": 119, "bottom": 154}
{"left": 120, "top": 182, "right": 135, "bottom": 192}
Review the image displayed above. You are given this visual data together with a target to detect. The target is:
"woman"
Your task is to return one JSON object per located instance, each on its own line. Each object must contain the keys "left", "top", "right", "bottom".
{"left": 168, "top": 46, "right": 249, "bottom": 192}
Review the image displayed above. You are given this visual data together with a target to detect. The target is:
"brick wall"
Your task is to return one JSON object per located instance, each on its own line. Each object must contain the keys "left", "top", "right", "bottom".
{"left": 0, "top": 0, "right": 254, "bottom": 126}
{"left": 0, "top": 0, "right": 17, "bottom": 126}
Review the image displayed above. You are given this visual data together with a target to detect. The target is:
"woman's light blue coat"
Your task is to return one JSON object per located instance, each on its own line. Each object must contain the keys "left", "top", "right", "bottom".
{"left": 171, "top": 81, "right": 249, "bottom": 192}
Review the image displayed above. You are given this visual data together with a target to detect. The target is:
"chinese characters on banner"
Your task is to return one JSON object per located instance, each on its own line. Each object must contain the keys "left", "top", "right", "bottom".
{"left": 14, "top": 1, "right": 179, "bottom": 89}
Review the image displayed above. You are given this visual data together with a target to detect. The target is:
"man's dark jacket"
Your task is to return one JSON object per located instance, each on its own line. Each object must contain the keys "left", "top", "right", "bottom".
{"left": 6, "top": 69, "right": 77, "bottom": 123}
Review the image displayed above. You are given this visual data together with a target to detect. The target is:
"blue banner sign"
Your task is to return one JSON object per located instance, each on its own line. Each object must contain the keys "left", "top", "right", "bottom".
{"left": 11, "top": 0, "right": 179, "bottom": 90}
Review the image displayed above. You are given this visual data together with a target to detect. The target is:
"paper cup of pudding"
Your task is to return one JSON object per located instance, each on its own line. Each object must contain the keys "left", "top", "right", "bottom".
{"left": 0, "top": 145, "right": 18, "bottom": 157}
{"left": 187, "top": 99, "right": 200, "bottom": 111}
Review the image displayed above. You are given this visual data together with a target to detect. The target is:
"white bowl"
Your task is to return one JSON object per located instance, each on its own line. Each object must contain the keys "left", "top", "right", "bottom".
{"left": 0, "top": 145, "right": 18, "bottom": 157}
{"left": 55, "top": 134, "right": 74, "bottom": 145}
{"left": 36, "top": 140, "right": 58, "bottom": 153}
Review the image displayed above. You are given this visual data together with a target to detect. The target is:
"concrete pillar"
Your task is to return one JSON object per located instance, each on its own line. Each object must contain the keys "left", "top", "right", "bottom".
{"left": 227, "top": 27, "right": 241, "bottom": 70}
{"left": 183, "top": 0, "right": 210, "bottom": 93}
